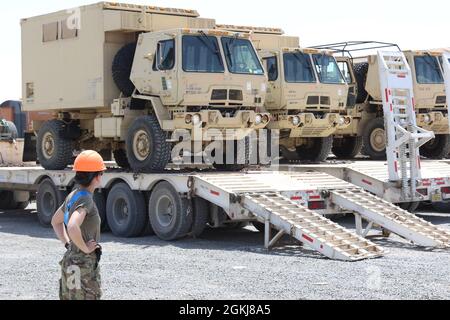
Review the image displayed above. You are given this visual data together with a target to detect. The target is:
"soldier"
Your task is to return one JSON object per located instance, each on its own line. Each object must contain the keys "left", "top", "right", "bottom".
{"left": 51, "top": 150, "right": 106, "bottom": 300}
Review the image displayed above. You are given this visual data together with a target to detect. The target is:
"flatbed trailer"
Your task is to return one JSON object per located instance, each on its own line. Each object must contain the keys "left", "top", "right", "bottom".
{"left": 279, "top": 160, "right": 450, "bottom": 211}
{"left": 1, "top": 163, "right": 450, "bottom": 262}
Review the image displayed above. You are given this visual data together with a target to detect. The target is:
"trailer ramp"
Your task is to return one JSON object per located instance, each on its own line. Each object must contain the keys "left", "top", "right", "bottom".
{"left": 331, "top": 189, "right": 450, "bottom": 248}
{"left": 242, "top": 193, "right": 384, "bottom": 261}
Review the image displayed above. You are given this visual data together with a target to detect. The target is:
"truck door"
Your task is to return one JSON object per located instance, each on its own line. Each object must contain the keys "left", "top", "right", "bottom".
{"left": 154, "top": 35, "right": 178, "bottom": 104}
{"left": 336, "top": 57, "right": 357, "bottom": 108}
{"left": 262, "top": 54, "right": 282, "bottom": 108}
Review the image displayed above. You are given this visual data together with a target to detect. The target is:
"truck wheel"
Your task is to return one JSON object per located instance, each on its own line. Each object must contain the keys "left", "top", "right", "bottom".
{"left": 36, "top": 179, "right": 67, "bottom": 227}
{"left": 420, "top": 134, "right": 450, "bottom": 159}
{"left": 113, "top": 149, "right": 130, "bottom": 169}
{"left": 432, "top": 202, "right": 450, "bottom": 213}
{"left": 191, "top": 197, "right": 210, "bottom": 238}
{"left": 332, "top": 136, "right": 363, "bottom": 159}
{"left": 126, "top": 115, "right": 171, "bottom": 173}
{"left": 37, "top": 120, "right": 73, "bottom": 170}
{"left": 295, "top": 136, "right": 333, "bottom": 162}
{"left": 353, "top": 62, "right": 369, "bottom": 103}
{"left": 106, "top": 183, "right": 148, "bottom": 238}
{"left": 93, "top": 191, "right": 109, "bottom": 232}
{"left": 112, "top": 42, "right": 137, "bottom": 97}
{"left": 212, "top": 138, "right": 249, "bottom": 171}
{"left": 149, "top": 181, "right": 193, "bottom": 241}
{"left": 362, "top": 118, "right": 387, "bottom": 160}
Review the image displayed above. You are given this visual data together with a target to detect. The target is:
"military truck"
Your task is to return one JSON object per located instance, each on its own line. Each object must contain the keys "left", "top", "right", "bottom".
{"left": 216, "top": 25, "right": 351, "bottom": 162}
{"left": 314, "top": 42, "right": 449, "bottom": 160}
{"left": 21, "top": 2, "right": 270, "bottom": 172}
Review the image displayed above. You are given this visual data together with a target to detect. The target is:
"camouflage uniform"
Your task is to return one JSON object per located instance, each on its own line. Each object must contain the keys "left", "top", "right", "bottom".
{"left": 58, "top": 189, "right": 102, "bottom": 300}
{"left": 59, "top": 245, "right": 102, "bottom": 300}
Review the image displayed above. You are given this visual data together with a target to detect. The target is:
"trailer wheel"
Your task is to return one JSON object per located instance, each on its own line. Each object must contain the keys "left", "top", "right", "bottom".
{"left": 93, "top": 191, "right": 109, "bottom": 232}
{"left": 106, "top": 183, "right": 148, "bottom": 238}
{"left": 36, "top": 179, "right": 67, "bottom": 227}
{"left": 420, "top": 134, "right": 450, "bottom": 159}
{"left": 37, "top": 120, "right": 74, "bottom": 170}
{"left": 149, "top": 181, "right": 193, "bottom": 241}
{"left": 113, "top": 149, "right": 130, "bottom": 169}
{"left": 191, "top": 197, "right": 210, "bottom": 238}
{"left": 353, "top": 62, "right": 369, "bottom": 103}
{"left": 362, "top": 118, "right": 387, "bottom": 160}
{"left": 332, "top": 136, "right": 363, "bottom": 159}
{"left": 126, "top": 115, "right": 171, "bottom": 173}
{"left": 432, "top": 202, "right": 450, "bottom": 213}
{"left": 295, "top": 137, "right": 333, "bottom": 162}
{"left": 112, "top": 42, "right": 137, "bottom": 97}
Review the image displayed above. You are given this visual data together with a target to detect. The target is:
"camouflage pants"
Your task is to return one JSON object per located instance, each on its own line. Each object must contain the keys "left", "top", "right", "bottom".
{"left": 59, "top": 249, "right": 102, "bottom": 300}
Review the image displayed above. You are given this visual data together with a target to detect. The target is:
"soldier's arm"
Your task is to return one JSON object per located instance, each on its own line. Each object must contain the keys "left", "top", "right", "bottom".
{"left": 51, "top": 208, "right": 70, "bottom": 247}
{"left": 67, "top": 208, "right": 97, "bottom": 254}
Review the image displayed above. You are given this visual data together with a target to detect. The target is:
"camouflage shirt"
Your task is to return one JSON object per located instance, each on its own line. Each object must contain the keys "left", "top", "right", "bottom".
{"left": 59, "top": 189, "right": 101, "bottom": 247}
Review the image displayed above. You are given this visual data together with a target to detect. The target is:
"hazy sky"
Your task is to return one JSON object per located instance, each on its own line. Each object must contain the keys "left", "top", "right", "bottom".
{"left": 1, "top": 0, "right": 449, "bottom": 102}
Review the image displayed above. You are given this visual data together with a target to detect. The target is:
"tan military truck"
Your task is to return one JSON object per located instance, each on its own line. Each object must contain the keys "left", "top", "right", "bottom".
{"left": 21, "top": 2, "right": 270, "bottom": 172}
{"left": 315, "top": 42, "right": 449, "bottom": 160}
{"left": 217, "top": 25, "right": 351, "bottom": 162}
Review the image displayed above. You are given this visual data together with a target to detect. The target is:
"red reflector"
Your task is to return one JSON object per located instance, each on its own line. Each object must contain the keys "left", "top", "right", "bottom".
{"left": 210, "top": 190, "right": 220, "bottom": 196}
{"left": 385, "top": 88, "right": 389, "bottom": 102}
{"left": 398, "top": 74, "right": 406, "bottom": 78}
{"left": 362, "top": 179, "right": 373, "bottom": 186}
{"left": 302, "top": 234, "right": 314, "bottom": 243}
{"left": 441, "top": 187, "right": 450, "bottom": 194}
{"left": 291, "top": 196, "right": 302, "bottom": 201}
{"left": 394, "top": 161, "right": 398, "bottom": 173}
{"left": 308, "top": 201, "right": 326, "bottom": 210}
{"left": 309, "top": 195, "right": 321, "bottom": 200}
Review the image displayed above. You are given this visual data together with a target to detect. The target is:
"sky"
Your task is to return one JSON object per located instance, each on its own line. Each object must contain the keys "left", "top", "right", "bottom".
{"left": 1, "top": 0, "right": 449, "bottom": 102}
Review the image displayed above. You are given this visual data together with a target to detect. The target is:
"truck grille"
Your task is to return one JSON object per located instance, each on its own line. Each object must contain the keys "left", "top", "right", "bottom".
{"left": 436, "top": 96, "right": 447, "bottom": 105}
{"left": 211, "top": 89, "right": 227, "bottom": 100}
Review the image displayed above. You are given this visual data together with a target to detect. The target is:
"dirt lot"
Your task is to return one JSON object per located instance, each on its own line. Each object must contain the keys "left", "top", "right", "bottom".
{"left": 0, "top": 203, "right": 449, "bottom": 300}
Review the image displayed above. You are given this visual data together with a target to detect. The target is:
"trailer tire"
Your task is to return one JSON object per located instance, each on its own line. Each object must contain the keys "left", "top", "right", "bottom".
{"left": 432, "top": 202, "right": 450, "bottom": 213}
{"left": 37, "top": 120, "right": 74, "bottom": 170}
{"left": 106, "top": 183, "right": 148, "bottom": 238}
{"left": 113, "top": 149, "right": 130, "bottom": 169}
{"left": 420, "top": 134, "right": 450, "bottom": 159}
{"left": 191, "top": 197, "right": 210, "bottom": 238}
{"left": 112, "top": 42, "right": 137, "bottom": 97}
{"left": 362, "top": 118, "right": 387, "bottom": 160}
{"left": 126, "top": 115, "right": 171, "bottom": 173}
{"left": 149, "top": 181, "right": 193, "bottom": 241}
{"left": 295, "top": 136, "right": 333, "bottom": 162}
{"left": 332, "top": 136, "right": 363, "bottom": 159}
{"left": 353, "top": 62, "right": 369, "bottom": 103}
{"left": 93, "top": 191, "right": 109, "bottom": 232}
{"left": 36, "top": 179, "right": 67, "bottom": 227}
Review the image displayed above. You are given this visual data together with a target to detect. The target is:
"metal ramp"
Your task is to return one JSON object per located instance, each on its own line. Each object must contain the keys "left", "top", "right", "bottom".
{"left": 193, "top": 173, "right": 384, "bottom": 261}
{"left": 331, "top": 188, "right": 450, "bottom": 248}
{"left": 378, "top": 51, "right": 434, "bottom": 198}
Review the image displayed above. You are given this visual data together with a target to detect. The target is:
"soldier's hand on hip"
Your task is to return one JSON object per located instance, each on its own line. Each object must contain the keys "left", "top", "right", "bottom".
{"left": 85, "top": 240, "right": 98, "bottom": 254}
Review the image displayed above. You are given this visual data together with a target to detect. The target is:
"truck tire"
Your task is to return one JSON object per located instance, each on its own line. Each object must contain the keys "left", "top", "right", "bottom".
{"left": 420, "top": 134, "right": 450, "bottom": 159}
{"left": 353, "top": 62, "right": 369, "bottom": 103}
{"left": 295, "top": 136, "right": 333, "bottom": 162}
{"left": 112, "top": 42, "right": 137, "bottom": 97}
{"left": 113, "top": 149, "right": 130, "bottom": 169}
{"left": 212, "top": 138, "right": 249, "bottom": 171}
{"left": 149, "top": 181, "right": 193, "bottom": 241}
{"left": 362, "top": 118, "right": 387, "bottom": 160}
{"left": 93, "top": 191, "right": 109, "bottom": 232}
{"left": 37, "top": 120, "right": 74, "bottom": 170}
{"left": 106, "top": 183, "right": 148, "bottom": 238}
{"left": 191, "top": 197, "right": 210, "bottom": 238}
{"left": 36, "top": 179, "right": 67, "bottom": 227}
{"left": 332, "top": 136, "right": 363, "bottom": 159}
{"left": 126, "top": 115, "right": 171, "bottom": 173}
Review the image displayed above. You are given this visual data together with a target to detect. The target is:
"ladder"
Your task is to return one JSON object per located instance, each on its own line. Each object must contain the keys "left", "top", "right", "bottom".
{"left": 242, "top": 193, "right": 384, "bottom": 261}
{"left": 377, "top": 51, "right": 434, "bottom": 199}
{"left": 441, "top": 51, "right": 450, "bottom": 130}
{"left": 331, "top": 188, "right": 450, "bottom": 248}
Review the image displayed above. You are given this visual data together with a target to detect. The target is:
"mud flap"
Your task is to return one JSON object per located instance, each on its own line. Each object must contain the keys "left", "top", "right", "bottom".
{"left": 22, "top": 132, "right": 37, "bottom": 162}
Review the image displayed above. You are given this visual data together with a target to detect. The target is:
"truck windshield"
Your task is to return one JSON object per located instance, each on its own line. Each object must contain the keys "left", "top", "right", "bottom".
{"left": 312, "top": 54, "right": 346, "bottom": 84}
{"left": 414, "top": 55, "right": 444, "bottom": 84}
{"left": 182, "top": 35, "right": 225, "bottom": 73}
{"left": 221, "top": 37, "right": 264, "bottom": 75}
{"left": 283, "top": 52, "right": 316, "bottom": 83}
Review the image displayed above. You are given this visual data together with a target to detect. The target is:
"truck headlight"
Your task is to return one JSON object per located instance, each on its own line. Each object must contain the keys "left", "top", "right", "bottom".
{"left": 192, "top": 114, "right": 202, "bottom": 126}
{"left": 291, "top": 116, "right": 300, "bottom": 126}
{"left": 423, "top": 115, "right": 431, "bottom": 123}
{"left": 338, "top": 117, "right": 345, "bottom": 126}
{"left": 255, "top": 114, "right": 263, "bottom": 125}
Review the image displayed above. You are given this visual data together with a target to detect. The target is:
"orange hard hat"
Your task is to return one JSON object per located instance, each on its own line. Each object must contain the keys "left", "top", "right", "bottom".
{"left": 73, "top": 150, "right": 107, "bottom": 172}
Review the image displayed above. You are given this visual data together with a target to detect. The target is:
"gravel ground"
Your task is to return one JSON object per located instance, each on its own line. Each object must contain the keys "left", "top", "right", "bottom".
{"left": 0, "top": 203, "right": 449, "bottom": 300}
